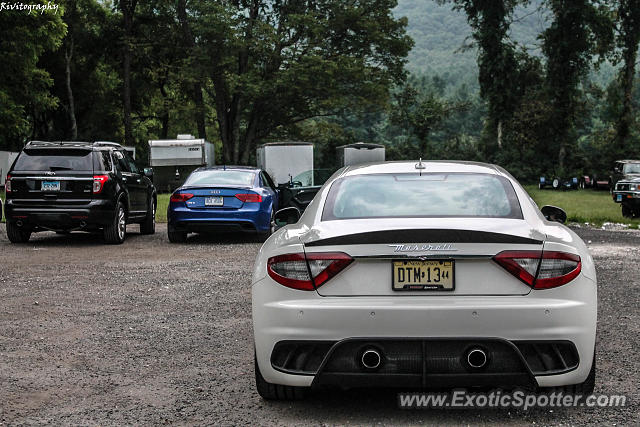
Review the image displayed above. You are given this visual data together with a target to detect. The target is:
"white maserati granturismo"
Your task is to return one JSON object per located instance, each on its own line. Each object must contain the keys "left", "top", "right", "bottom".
{"left": 252, "top": 161, "right": 596, "bottom": 400}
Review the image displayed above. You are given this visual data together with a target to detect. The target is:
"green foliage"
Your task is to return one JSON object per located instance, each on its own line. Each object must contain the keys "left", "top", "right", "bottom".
{"left": 0, "top": 2, "right": 66, "bottom": 150}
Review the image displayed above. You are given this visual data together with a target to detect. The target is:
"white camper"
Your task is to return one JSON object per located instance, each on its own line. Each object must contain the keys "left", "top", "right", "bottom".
{"left": 0, "top": 151, "right": 19, "bottom": 187}
{"left": 337, "top": 142, "right": 385, "bottom": 167}
{"left": 256, "top": 142, "right": 314, "bottom": 186}
{"left": 148, "top": 135, "right": 215, "bottom": 192}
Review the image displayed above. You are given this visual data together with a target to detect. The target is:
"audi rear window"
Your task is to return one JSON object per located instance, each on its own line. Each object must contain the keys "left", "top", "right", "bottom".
{"left": 183, "top": 170, "right": 256, "bottom": 187}
{"left": 322, "top": 173, "right": 523, "bottom": 220}
{"left": 13, "top": 149, "right": 93, "bottom": 172}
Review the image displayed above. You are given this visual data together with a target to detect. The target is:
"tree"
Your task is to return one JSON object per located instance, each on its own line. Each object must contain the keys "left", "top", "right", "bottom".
{"left": 443, "top": 0, "right": 522, "bottom": 155}
{"left": 541, "top": 0, "right": 613, "bottom": 171}
{"left": 0, "top": 3, "right": 66, "bottom": 150}
{"left": 117, "top": 0, "right": 138, "bottom": 146}
{"left": 185, "top": 0, "right": 413, "bottom": 164}
{"left": 614, "top": 0, "right": 640, "bottom": 151}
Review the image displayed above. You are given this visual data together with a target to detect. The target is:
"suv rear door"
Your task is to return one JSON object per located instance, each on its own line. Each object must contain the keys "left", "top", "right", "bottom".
{"left": 8, "top": 147, "right": 95, "bottom": 204}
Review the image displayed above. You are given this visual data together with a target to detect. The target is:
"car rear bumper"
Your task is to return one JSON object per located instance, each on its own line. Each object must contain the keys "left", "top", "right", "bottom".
{"left": 168, "top": 204, "right": 271, "bottom": 233}
{"left": 252, "top": 275, "right": 597, "bottom": 389}
{"left": 4, "top": 199, "right": 115, "bottom": 229}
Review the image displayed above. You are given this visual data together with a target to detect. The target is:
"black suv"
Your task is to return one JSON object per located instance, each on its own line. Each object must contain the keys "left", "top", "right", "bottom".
{"left": 4, "top": 141, "right": 156, "bottom": 244}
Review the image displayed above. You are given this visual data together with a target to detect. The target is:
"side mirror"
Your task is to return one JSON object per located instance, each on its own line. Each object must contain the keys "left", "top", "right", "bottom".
{"left": 144, "top": 167, "right": 153, "bottom": 178}
{"left": 274, "top": 207, "right": 300, "bottom": 227}
{"left": 541, "top": 205, "right": 567, "bottom": 224}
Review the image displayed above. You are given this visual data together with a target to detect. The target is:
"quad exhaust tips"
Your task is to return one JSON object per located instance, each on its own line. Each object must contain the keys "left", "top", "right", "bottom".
{"left": 466, "top": 347, "right": 488, "bottom": 369}
{"left": 361, "top": 348, "right": 382, "bottom": 369}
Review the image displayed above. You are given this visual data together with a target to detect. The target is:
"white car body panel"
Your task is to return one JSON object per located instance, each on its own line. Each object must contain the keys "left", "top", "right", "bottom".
{"left": 252, "top": 161, "right": 597, "bottom": 391}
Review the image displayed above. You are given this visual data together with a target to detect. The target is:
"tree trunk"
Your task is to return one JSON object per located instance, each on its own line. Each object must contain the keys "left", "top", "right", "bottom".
{"left": 497, "top": 120, "right": 502, "bottom": 149}
{"left": 120, "top": 1, "right": 137, "bottom": 146}
{"left": 159, "top": 81, "right": 169, "bottom": 139}
{"left": 64, "top": 39, "right": 77, "bottom": 140}
{"left": 618, "top": 42, "right": 638, "bottom": 149}
{"left": 177, "top": 0, "right": 206, "bottom": 140}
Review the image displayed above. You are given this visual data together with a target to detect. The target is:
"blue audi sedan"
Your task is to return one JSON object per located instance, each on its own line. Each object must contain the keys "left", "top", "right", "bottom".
{"left": 167, "top": 166, "right": 279, "bottom": 242}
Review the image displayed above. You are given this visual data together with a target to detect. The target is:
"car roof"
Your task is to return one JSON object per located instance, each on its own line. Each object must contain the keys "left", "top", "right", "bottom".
{"left": 617, "top": 159, "right": 640, "bottom": 163}
{"left": 338, "top": 160, "right": 503, "bottom": 178}
{"left": 194, "top": 166, "right": 260, "bottom": 172}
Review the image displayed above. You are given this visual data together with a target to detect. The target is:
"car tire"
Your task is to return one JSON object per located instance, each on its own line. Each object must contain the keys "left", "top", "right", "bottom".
{"left": 622, "top": 204, "right": 633, "bottom": 218}
{"left": 140, "top": 197, "right": 155, "bottom": 235}
{"left": 6, "top": 222, "right": 31, "bottom": 243}
{"left": 257, "top": 211, "right": 276, "bottom": 242}
{"left": 552, "top": 178, "right": 560, "bottom": 189}
{"left": 168, "top": 227, "right": 187, "bottom": 243}
{"left": 255, "top": 354, "right": 306, "bottom": 400}
{"left": 104, "top": 201, "right": 126, "bottom": 244}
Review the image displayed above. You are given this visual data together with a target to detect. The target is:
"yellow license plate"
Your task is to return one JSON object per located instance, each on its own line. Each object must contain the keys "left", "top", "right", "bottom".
{"left": 392, "top": 260, "right": 454, "bottom": 291}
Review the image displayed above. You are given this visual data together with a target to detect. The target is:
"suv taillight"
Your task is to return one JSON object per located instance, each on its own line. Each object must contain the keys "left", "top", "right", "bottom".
{"left": 493, "top": 250, "right": 581, "bottom": 290}
{"left": 93, "top": 175, "right": 109, "bottom": 194}
{"left": 267, "top": 252, "right": 353, "bottom": 291}
{"left": 5, "top": 174, "right": 11, "bottom": 193}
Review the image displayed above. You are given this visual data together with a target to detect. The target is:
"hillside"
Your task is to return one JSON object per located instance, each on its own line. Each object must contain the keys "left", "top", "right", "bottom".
{"left": 394, "top": 0, "right": 546, "bottom": 82}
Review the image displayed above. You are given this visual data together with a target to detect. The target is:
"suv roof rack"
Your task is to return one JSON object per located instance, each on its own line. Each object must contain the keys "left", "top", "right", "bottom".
{"left": 93, "top": 141, "right": 123, "bottom": 149}
{"left": 26, "top": 140, "right": 94, "bottom": 148}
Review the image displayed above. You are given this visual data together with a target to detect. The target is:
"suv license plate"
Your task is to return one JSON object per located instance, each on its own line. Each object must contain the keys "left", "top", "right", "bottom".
{"left": 616, "top": 194, "right": 622, "bottom": 202}
{"left": 42, "top": 181, "right": 60, "bottom": 192}
{"left": 205, "top": 196, "right": 223, "bottom": 206}
{"left": 392, "top": 260, "right": 454, "bottom": 291}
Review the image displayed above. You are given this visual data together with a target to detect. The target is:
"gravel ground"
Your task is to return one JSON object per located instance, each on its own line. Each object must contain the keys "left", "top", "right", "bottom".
{"left": 0, "top": 224, "right": 638, "bottom": 425}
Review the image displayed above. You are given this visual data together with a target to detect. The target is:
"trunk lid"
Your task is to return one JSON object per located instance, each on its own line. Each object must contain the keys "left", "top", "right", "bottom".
{"left": 179, "top": 186, "right": 253, "bottom": 209}
{"left": 8, "top": 148, "right": 95, "bottom": 203}
{"left": 302, "top": 218, "right": 545, "bottom": 296}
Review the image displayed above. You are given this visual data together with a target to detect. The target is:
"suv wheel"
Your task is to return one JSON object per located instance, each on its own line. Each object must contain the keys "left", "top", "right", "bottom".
{"left": 6, "top": 222, "right": 32, "bottom": 243}
{"left": 140, "top": 198, "right": 155, "bottom": 235}
{"left": 622, "top": 204, "right": 633, "bottom": 218}
{"left": 104, "top": 202, "right": 126, "bottom": 244}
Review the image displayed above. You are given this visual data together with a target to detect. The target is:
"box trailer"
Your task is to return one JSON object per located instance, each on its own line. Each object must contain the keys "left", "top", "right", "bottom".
{"left": 337, "top": 142, "right": 385, "bottom": 167}
{"left": 148, "top": 135, "right": 215, "bottom": 192}
{"left": 256, "top": 142, "right": 314, "bottom": 186}
{"left": 0, "top": 151, "right": 19, "bottom": 187}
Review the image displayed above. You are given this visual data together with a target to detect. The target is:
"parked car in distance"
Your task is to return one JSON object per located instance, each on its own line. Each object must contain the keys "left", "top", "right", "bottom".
{"left": 538, "top": 175, "right": 578, "bottom": 190}
{"left": 4, "top": 141, "right": 156, "bottom": 244}
{"left": 612, "top": 176, "right": 640, "bottom": 218}
{"left": 167, "top": 166, "right": 279, "bottom": 242}
{"left": 253, "top": 160, "right": 596, "bottom": 400}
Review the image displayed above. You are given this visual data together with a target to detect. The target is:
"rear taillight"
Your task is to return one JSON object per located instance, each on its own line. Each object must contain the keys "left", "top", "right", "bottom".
{"left": 235, "top": 193, "right": 262, "bottom": 203}
{"left": 5, "top": 174, "right": 11, "bottom": 193}
{"left": 170, "top": 193, "right": 194, "bottom": 203}
{"left": 493, "top": 250, "right": 581, "bottom": 290}
{"left": 93, "top": 175, "right": 109, "bottom": 194}
{"left": 267, "top": 252, "right": 353, "bottom": 291}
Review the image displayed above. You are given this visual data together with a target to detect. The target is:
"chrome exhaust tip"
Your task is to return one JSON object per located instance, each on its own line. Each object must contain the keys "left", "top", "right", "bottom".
{"left": 361, "top": 349, "right": 382, "bottom": 369}
{"left": 467, "top": 348, "right": 488, "bottom": 369}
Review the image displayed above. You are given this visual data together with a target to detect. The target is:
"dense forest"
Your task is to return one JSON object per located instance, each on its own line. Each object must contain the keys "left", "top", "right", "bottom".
{"left": 1, "top": 0, "right": 639, "bottom": 183}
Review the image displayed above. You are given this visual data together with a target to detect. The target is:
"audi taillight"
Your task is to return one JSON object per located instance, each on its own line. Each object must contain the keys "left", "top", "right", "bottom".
{"left": 235, "top": 193, "right": 262, "bottom": 203}
{"left": 493, "top": 250, "right": 581, "bottom": 290}
{"left": 267, "top": 252, "right": 353, "bottom": 291}
{"left": 5, "top": 174, "right": 11, "bottom": 193}
{"left": 93, "top": 175, "right": 109, "bottom": 194}
{"left": 170, "top": 193, "right": 194, "bottom": 203}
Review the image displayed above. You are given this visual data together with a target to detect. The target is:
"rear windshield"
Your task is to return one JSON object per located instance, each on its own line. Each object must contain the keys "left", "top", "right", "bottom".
{"left": 322, "top": 173, "right": 522, "bottom": 220}
{"left": 183, "top": 170, "right": 255, "bottom": 187}
{"left": 13, "top": 149, "right": 93, "bottom": 172}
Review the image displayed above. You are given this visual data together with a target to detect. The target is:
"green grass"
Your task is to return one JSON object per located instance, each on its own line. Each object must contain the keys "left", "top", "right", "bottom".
{"left": 524, "top": 185, "right": 640, "bottom": 229}
{"left": 157, "top": 193, "right": 170, "bottom": 223}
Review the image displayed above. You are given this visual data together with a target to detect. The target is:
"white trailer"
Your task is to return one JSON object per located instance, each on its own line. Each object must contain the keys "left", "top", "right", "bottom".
{"left": 256, "top": 142, "right": 314, "bottom": 186}
{"left": 337, "top": 142, "right": 385, "bottom": 167}
{"left": 148, "top": 135, "right": 215, "bottom": 192}
{"left": 0, "top": 151, "right": 19, "bottom": 187}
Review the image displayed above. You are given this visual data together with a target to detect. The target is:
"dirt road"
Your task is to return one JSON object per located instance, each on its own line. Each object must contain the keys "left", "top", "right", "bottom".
{"left": 0, "top": 224, "right": 637, "bottom": 425}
